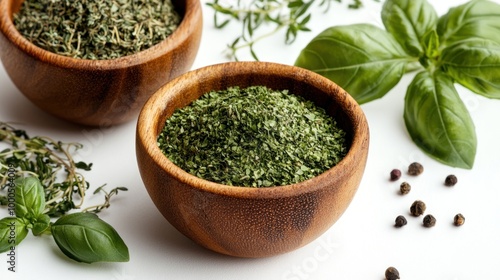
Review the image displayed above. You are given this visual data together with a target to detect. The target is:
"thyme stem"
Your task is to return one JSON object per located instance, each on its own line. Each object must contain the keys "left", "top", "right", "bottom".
{"left": 0, "top": 122, "right": 125, "bottom": 217}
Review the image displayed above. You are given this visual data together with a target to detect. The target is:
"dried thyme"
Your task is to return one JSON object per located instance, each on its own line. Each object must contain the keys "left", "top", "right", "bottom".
{"left": 157, "top": 86, "right": 348, "bottom": 187}
{"left": 13, "top": 0, "right": 180, "bottom": 60}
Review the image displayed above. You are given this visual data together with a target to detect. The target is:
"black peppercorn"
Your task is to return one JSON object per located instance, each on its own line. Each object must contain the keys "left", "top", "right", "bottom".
{"left": 394, "top": 215, "right": 407, "bottom": 228}
{"left": 423, "top": 214, "right": 436, "bottom": 227}
{"left": 385, "top": 266, "right": 400, "bottom": 280}
{"left": 408, "top": 162, "right": 424, "bottom": 176}
{"left": 400, "top": 182, "right": 411, "bottom": 195}
{"left": 454, "top": 213, "right": 465, "bottom": 226}
{"left": 445, "top": 175, "right": 458, "bottom": 186}
{"left": 390, "top": 169, "right": 402, "bottom": 181}
{"left": 410, "top": 200, "right": 426, "bottom": 216}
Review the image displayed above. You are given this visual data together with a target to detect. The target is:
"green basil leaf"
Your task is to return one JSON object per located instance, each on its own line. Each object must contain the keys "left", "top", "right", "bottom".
{"left": 438, "top": 0, "right": 500, "bottom": 47}
{"left": 404, "top": 71, "right": 476, "bottom": 169}
{"left": 294, "top": 24, "right": 414, "bottom": 104}
{"left": 440, "top": 38, "right": 500, "bottom": 98}
{"left": 15, "top": 176, "right": 45, "bottom": 221}
{"left": 381, "top": 0, "right": 438, "bottom": 56}
{"left": 0, "top": 217, "right": 28, "bottom": 253}
{"left": 32, "top": 214, "right": 51, "bottom": 236}
{"left": 422, "top": 29, "right": 440, "bottom": 60}
{"left": 51, "top": 213, "right": 129, "bottom": 263}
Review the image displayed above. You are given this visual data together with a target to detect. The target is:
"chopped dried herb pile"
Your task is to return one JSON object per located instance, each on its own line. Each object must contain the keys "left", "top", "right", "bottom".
{"left": 157, "top": 86, "right": 348, "bottom": 187}
{"left": 14, "top": 0, "right": 180, "bottom": 59}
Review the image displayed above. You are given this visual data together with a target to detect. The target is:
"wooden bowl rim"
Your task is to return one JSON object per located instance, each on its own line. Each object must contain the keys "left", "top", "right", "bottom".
{"left": 137, "top": 61, "right": 369, "bottom": 199}
{"left": 0, "top": 0, "right": 201, "bottom": 70}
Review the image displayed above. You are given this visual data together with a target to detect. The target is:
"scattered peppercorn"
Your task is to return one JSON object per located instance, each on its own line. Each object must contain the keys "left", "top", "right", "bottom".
{"left": 394, "top": 215, "right": 407, "bottom": 228}
{"left": 408, "top": 162, "right": 424, "bottom": 176}
{"left": 410, "top": 200, "right": 426, "bottom": 216}
{"left": 454, "top": 213, "right": 465, "bottom": 226}
{"left": 445, "top": 174, "right": 458, "bottom": 186}
{"left": 390, "top": 169, "right": 402, "bottom": 181}
{"left": 400, "top": 182, "right": 411, "bottom": 195}
{"left": 385, "top": 266, "right": 400, "bottom": 280}
{"left": 423, "top": 214, "right": 436, "bottom": 227}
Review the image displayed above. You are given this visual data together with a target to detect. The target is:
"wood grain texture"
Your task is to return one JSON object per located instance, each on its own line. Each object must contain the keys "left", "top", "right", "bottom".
{"left": 136, "top": 62, "right": 370, "bottom": 258}
{"left": 0, "top": 0, "right": 202, "bottom": 126}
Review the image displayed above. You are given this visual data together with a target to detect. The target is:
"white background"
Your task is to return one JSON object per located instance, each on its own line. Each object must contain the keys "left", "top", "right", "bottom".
{"left": 2, "top": 0, "right": 500, "bottom": 279}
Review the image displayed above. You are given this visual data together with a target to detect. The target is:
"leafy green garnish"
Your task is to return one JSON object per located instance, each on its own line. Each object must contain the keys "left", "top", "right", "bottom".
{"left": 295, "top": 0, "right": 500, "bottom": 168}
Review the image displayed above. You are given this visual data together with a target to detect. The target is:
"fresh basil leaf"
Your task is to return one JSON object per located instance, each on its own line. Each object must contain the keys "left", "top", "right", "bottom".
{"left": 32, "top": 214, "right": 51, "bottom": 236}
{"left": 422, "top": 29, "right": 440, "bottom": 61}
{"left": 437, "top": 0, "right": 500, "bottom": 47}
{"left": 404, "top": 71, "right": 476, "bottom": 169}
{"left": 295, "top": 24, "right": 414, "bottom": 104}
{"left": 440, "top": 38, "right": 500, "bottom": 98}
{"left": 51, "top": 213, "right": 129, "bottom": 263}
{"left": 15, "top": 177, "right": 45, "bottom": 221}
{"left": 0, "top": 217, "right": 28, "bottom": 253}
{"left": 381, "top": 0, "right": 438, "bottom": 56}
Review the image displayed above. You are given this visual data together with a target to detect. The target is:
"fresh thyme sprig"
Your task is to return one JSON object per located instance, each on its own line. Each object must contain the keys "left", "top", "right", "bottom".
{"left": 0, "top": 122, "right": 126, "bottom": 217}
{"left": 206, "top": 0, "right": 366, "bottom": 61}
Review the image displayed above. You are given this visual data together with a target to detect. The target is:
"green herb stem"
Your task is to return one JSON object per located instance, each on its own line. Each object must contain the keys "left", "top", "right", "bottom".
{"left": 208, "top": 0, "right": 370, "bottom": 60}
{"left": 0, "top": 122, "right": 126, "bottom": 216}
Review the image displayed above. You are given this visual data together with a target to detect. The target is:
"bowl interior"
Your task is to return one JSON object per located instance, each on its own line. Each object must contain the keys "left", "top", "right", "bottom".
{"left": 1, "top": 0, "right": 193, "bottom": 68}
{"left": 142, "top": 62, "right": 365, "bottom": 194}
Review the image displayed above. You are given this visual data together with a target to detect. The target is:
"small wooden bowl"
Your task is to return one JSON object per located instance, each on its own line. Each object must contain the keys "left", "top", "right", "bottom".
{"left": 0, "top": 0, "right": 202, "bottom": 126}
{"left": 136, "top": 62, "right": 370, "bottom": 258}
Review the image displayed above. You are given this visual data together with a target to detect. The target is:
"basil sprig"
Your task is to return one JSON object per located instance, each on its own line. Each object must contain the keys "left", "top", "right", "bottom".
{"left": 0, "top": 176, "right": 129, "bottom": 263}
{"left": 295, "top": 0, "right": 500, "bottom": 169}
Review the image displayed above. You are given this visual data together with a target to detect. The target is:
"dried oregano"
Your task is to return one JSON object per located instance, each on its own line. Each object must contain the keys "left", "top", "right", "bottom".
{"left": 157, "top": 86, "right": 348, "bottom": 187}
{"left": 13, "top": 0, "right": 180, "bottom": 59}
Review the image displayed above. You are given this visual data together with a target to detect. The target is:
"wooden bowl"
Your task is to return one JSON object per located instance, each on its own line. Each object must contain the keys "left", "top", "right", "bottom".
{"left": 0, "top": 0, "right": 202, "bottom": 126}
{"left": 136, "top": 62, "right": 370, "bottom": 258}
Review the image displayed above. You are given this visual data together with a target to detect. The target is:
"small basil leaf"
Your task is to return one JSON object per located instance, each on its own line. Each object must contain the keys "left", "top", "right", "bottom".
{"left": 438, "top": 0, "right": 500, "bottom": 47}
{"left": 32, "top": 214, "right": 51, "bottom": 236}
{"left": 381, "top": 0, "right": 438, "bottom": 56}
{"left": 51, "top": 213, "right": 129, "bottom": 263}
{"left": 0, "top": 217, "right": 28, "bottom": 253}
{"left": 440, "top": 38, "right": 500, "bottom": 98}
{"left": 404, "top": 71, "right": 476, "bottom": 169}
{"left": 295, "top": 24, "right": 414, "bottom": 104}
{"left": 15, "top": 176, "right": 45, "bottom": 221}
{"left": 422, "top": 29, "right": 440, "bottom": 60}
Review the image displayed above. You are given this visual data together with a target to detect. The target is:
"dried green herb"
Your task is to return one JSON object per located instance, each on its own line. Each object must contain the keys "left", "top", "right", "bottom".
{"left": 157, "top": 86, "right": 347, "bottom": 187}
{"left": 13, "top": 0, "right": 180, "bottom": 60}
